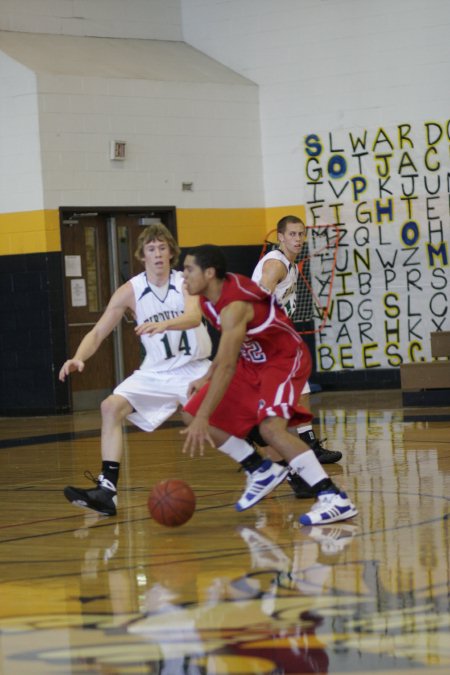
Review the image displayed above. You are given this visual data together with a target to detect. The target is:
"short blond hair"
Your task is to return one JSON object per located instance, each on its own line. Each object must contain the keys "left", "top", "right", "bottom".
{"left": 134, "top": 224, "right": 180, "bottom": 267}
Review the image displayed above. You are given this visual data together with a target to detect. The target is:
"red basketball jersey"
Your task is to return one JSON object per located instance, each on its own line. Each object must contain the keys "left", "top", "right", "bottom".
{"left": 185, "top": 273, "right": 313, "bottom": 436}
{"left": 200, "top": 273, "right": 304, "bottom": 364}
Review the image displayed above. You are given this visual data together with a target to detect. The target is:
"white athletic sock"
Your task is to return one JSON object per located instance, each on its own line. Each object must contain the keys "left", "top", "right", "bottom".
{"left": 218, "top": 436, "right": 255, "bottom": 463}
{"left": 289, "top": 450, "right": 328, "bottom": 486}
{"left": 297, "top": 423, "right": 313, "bottom": 434}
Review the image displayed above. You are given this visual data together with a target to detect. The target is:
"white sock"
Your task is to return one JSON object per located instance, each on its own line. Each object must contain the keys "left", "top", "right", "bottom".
{"left": 218, "top": 436, "right": 255, "bottom": 463}
{"left": 297, "top": 423, "right": 313, "bottom": 434}
{"left": 289, "top": 450, "right": 328, "bottom": 486}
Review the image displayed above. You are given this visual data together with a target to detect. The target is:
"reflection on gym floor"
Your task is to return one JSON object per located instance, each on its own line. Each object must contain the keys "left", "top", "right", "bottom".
{"left": 0, "top": 389, "right": 449, "bottom": 674}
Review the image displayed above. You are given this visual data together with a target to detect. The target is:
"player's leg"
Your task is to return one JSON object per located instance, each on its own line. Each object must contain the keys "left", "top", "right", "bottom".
{"left": 178, "top": 361, "right": 284, "bottom": 488}
{"left": 246, "top": 425, "right": 316, "bottom": 499}
{"left": 246, "top": 427, "right": 341, "bottom": 499}
{"left": 258, "top": 381, "right": 343, "bottom": 466}
{"left": 248, "top": 348, "right": 339, "bottom": 503}
{"left": 181, "top": 409, "right": 288, "bottom": 510}
{"left": 63, "top": 393, "right": 132, "bottom": 515}
{"left": 259, "top": 417, "right": 357, "bottom": 525}
{"left": 101, "top": 393, "right": 131, "bottom": 463}
{"left": 241, "top": 357, "right": 316, "bottom": 499}
{"left": 297, "top": 385, "right": 342, "bottom": 464}
{"left": 182, "top": 361, "right": 290, "bottom": 510}
{"left": 63, "top": 368, "right": 188, "bottom": 516}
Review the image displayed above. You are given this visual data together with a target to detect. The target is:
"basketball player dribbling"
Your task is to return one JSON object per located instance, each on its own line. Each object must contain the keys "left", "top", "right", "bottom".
{"left": 60, "top": 225, "right": 287, "bottom": 516}
{"left": 180, "top": 244, "right": 357, "bottom": 525}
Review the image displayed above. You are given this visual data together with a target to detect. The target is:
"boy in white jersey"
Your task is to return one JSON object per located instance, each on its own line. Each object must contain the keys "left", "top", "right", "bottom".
{"left": 60, "top": 224, "right": 286, "bottom": 516}
{"left": 250, "top": 215, "right": 343, "bottom": 498}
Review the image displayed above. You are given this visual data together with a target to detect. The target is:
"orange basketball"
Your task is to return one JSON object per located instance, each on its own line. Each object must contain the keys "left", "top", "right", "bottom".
{"left": 148, "top": 479, "right": 196, "bottom": 527}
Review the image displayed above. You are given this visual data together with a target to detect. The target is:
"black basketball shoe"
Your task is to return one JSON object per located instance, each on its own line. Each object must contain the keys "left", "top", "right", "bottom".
{"left": 64, "top": 472, "right": 117, "bottom": 516}
{"left": 286, "top": 472, "right": 317, "bottom": 499}
{"left": 311, "top": 439, "right": 342, "bottom": 464}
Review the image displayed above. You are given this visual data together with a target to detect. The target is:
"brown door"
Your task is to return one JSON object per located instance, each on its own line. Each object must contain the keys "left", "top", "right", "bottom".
{"left": 60, "top": 208, "right": 177, "bottom": 411}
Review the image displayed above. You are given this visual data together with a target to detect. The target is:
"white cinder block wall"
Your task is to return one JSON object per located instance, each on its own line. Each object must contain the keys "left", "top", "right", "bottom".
{"left": 0, "top": 52, "right": 43, "bottom": 215}
{"left": 0, "top": 0, "right": 183, "bottom": 40}
{"left": 0, "top": 2, "right": 264, "bottom": 215}
{"left": 36, "top": 67, "right": 263, "bottom": 211}
{"left": 181, "top": 0, "right": 450, "bottom": 207}
{"left": 182, "top": 0, "right": 450, "bottom": 370}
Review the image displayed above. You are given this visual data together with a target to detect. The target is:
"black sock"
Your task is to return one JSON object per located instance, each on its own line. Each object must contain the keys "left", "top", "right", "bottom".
{"left": 299, "top": 429, "right": 317, "bottom": 447}
{"left": 240, "top": 451, "right": 265, "bottom": 473}
{"left": 245, "top": 426, "right": 268, "bottom": 448}
{"left": 310, "top": 478, "right": 338, "bottom": 495}
{"left": 277, "top": 458, "right": 301, "bottom": 477}
{"left": 101, "top": 461, "right": 120, "bottom": 488}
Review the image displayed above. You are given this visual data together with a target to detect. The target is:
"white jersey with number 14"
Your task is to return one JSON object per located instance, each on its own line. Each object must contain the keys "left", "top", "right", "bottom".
{"left": 132, "top": 269, "right": 212, "bottom": 372}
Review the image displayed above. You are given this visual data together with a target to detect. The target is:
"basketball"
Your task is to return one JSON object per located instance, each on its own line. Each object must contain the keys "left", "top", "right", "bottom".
{"left": 148, "top": 479, "right": 196, "bottom": 527}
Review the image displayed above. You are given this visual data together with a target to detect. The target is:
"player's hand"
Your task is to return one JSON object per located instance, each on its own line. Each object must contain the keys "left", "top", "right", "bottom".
{"left": 135, "top": 321, "right": 165, "bottom": 336}
{"left": 59, "top": 359, "right": 85, "bottom": 381}
{"left": 187, "top": 375, "right": 209, "bottom": 398}
{"left": 180, "top": 416, "right": 215, "bottom": 457}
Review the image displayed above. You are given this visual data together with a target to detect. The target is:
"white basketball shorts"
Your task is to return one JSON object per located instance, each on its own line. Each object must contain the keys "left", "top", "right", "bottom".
{"left": 113, "top": 359, "right": 210, "bottom": 432}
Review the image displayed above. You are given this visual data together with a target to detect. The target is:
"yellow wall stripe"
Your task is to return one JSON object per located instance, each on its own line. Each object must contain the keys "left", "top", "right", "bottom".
{"left": 0, "top": 206, "right": 306, "bottom": 255}
{"left": 0, "top": 210, "right": 60, "bottom": 255}
{"left": 177, "top": 208, "right": 265, "bottom": 246}
{"left": 177, "top": 205, "right": 307, "bottom": 246}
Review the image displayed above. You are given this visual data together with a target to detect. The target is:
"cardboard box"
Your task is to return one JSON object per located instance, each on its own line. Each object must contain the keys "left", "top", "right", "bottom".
{"left": 400, "top": 361, "right": 450, "bottom": 390}
{"left": 430, "top": 331, "right": 450, "bottom": 358}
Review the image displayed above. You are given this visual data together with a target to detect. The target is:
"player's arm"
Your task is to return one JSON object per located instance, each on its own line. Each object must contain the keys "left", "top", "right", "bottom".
{"left": 134, "top": 286, "right": 202, "bottom": 337}
{"left": 181, "top": 301, "right": 253, "bottom": 455}
{"left": 59, "top": 282, "right": 134, "bottom": 381}
{"left": 194, "top": 304, "right": 247, "bottom": 410}
{"left": 258, "top": 259, "right": 287, "bottom": 294}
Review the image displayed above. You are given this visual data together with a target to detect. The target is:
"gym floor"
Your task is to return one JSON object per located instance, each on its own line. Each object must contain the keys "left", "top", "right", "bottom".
{"left": 0, "top": 388, "right": 449, "bottom": 674}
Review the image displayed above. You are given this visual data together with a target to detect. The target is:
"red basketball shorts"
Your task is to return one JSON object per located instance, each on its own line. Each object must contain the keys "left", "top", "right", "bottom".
{"left": 183, "top": 347, "right": 312, "bottom": 438}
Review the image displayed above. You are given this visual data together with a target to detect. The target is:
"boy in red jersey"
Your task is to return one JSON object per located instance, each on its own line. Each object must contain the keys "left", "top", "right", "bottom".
{"left": 181, "top": 244, "right": 357, "bottom": 526}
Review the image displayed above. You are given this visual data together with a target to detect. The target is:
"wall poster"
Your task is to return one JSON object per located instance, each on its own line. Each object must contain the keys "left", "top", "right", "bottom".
{"left": 303, "top": 119, "right": 450, "bottom": 372}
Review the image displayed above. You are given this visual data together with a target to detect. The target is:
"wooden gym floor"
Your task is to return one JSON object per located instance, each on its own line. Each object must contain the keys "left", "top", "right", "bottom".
{"left": 0, "top": 388, "right": 449, "bottom": 675}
